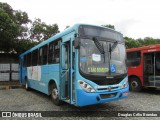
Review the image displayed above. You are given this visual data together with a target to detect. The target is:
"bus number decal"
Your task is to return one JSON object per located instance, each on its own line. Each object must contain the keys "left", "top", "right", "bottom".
{"left": 88, "top": 67, "right": 109, "bottom": 72}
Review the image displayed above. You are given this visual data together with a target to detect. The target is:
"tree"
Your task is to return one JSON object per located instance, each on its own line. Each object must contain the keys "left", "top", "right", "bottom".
{"left": 0, "top": 2, "right": 31, "bottom": 54}
{"left": 65, "top": 26, "right": 70, "bottom": 29}
{"left": 14, "top": 40, "right": 37, "bottom": 54}
{"left": 0, "top": 5, "right": 18, "bottom": 52}
{"left": 124, "top": 37, "right": 141, "bottom": 49}
{"left": 101, "top": 24, "right": 115, "bottom": 30}
{"left": 30, "top": 18, "right": 59, "bottom": 42}
{"left": 139, "top": 37, "right": 160, "bottom": 46}
{"left": 124, "top": 37, "right": 160, "bottom": 49}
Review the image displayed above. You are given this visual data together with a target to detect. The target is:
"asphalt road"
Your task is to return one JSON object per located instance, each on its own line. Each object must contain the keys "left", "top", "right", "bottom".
{"left": 0, "top": 88, "right": 160, "bottom": 119}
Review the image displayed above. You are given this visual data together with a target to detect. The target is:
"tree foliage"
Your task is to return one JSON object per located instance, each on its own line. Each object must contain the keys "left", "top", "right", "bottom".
{"left": 102, "top": 24, "right": 115, "bottom": 30}
{"left": 124, "top": 37, "right": 141, "bottom": 49}
{"left": 30, "top": 18, "right": 59, "bottom": 42}
{"left": 1, "top": 2, "right": 160, "bottom": 55}
{"left": 125, "top": 37, "right": 160, "bottom": 49}
{"left": 0, "top": 2, "right": 32, "bottom": 54}
{"left": 0, "top": 2, "right": 59, "bottom": 54}
{"left": 0, "top": 3, "right": 18, "bottom": 52}
{"left": 65, "top": 26, "right": 70, "bottom": 29}
{"left": 14, "top": 40, "right": 37, "bottom": 54}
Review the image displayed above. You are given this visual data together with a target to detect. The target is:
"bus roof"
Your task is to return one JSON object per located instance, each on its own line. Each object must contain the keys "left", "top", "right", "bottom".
{"left": 126, "top": 44, "right": 160, "bottom": 52}
{"left": 19, "top": 23, "right": 120, "bottom": 57}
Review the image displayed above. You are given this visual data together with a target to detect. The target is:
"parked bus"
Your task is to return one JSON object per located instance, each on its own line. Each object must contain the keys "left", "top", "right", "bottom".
{"left": 19, "top": 24, "right": 129, "bottom": 106}
{"left": 127, "top": 44, "right": 160, "bottom": 91}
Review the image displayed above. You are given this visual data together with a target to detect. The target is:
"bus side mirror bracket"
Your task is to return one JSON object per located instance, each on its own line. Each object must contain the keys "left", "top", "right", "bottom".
{"left": 73, "top": 38, "right": 80, "bottom": 49}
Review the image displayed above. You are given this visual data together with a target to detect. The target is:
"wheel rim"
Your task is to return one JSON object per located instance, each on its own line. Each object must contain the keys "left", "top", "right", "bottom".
{"left": 131, "top": 81, "right": 138, "bottom": 88}
{"left": 52, "top": 88, "right": 58, "bottom": 99}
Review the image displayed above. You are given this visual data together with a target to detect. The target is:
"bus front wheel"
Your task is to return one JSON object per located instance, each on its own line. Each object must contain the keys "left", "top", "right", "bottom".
{"left": 129, "top": 77, "right": 142, "bottom": 92}
{"left": 51, "top": 84, "right": 61, "bottom": 106}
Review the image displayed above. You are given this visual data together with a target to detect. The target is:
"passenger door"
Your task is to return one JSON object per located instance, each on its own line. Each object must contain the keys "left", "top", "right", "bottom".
{"left": 60, "top": 38, "right": 74, "bottom": 103}
{"left": 155, "top": 52, "right": 160, "bottom": 87}
{"left": 143, "top": 52, "right": 160, "bottom": 87}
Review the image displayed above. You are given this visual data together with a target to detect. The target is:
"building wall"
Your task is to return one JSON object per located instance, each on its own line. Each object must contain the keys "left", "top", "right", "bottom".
{"left": 0, "top": 53, "right": 18, "bottom": 81}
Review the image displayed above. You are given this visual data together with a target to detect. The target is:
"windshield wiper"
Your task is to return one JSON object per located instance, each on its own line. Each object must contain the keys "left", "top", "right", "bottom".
{"left": 92, "top": 37, "right": 105, "bottom": 54}
{"left": 108, "top": 41, "right": 118, "bottom": 75}
{"left": 92, "top": 37, "right": 105, "bottom": 63}
{"left": 110, "top": 41, "right": 118, "bottom": 52}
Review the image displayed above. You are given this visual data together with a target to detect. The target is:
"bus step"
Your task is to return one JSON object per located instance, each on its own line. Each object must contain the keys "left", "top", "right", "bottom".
{"left": 64, "top": 99, "right": 70, "bottom": 103}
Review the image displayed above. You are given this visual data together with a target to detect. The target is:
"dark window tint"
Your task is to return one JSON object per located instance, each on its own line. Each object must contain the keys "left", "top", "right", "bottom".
{"left": 32, "top": 49, "right": 38, "bottom": 66}
{"left": 48, "top": 41, "right": 60, "bottom": 64}
{"left": 48, "top": 41, "right": 54, "bottom": 64}
{"left": 39, "top": 45, "right": 48, "bottom": 65}
{"left": 54, "top": 41, "right": 60, "bottom": 63}
{"left": 79, "top": 25, "right": 123, "bottom": 42}
{"left": 156, "top": 52, "right": 160, "bottom": 70}
{"left": 26, "top": 53, "right": 31, "bottom": 67}
{"left": 127, "top": 51, "right": 141, "bottom": 67}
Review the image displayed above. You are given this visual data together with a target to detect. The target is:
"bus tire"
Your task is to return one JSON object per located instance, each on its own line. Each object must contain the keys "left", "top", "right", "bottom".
{"left": 129, "top": 77, "right": 142, "bottom": 92}
{"left": 51, "top": 84, "right": 61, "bottom": 106}
{"left": 25, "top": 79, "right": 30, "bottom": 91}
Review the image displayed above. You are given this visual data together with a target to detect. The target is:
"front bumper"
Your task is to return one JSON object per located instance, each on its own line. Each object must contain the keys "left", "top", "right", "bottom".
{"left": 76, "top": 85, "right": 129, "bottom": 106}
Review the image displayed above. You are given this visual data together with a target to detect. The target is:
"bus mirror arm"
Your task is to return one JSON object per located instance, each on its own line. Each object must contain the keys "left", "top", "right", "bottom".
{"left": 73, "top": 38, "right": 80, "bottom": 49}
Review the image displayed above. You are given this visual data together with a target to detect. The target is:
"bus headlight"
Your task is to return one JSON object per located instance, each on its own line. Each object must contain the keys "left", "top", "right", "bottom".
{"left": 122, "top": 79, "right": 128, "bottom": 88}
{"left": 78, "top": 80, "right": 96, "bottom": 92}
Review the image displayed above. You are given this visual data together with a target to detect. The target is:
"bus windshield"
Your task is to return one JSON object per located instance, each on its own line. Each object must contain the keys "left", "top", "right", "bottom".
{"left": 79, "top": 38, "right": 127, "bottom": 76}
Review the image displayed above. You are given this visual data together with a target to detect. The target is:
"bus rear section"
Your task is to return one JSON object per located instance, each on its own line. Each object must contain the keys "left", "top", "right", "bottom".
{"left": 19, "top": 24, "right": 129, "bottom": 107}
{"left": 127, "top": 44, "right": 160, "bottom": 91}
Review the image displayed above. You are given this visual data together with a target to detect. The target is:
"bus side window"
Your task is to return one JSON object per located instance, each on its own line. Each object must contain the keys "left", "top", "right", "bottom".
{"left": 127, "top": 51, "right": 141, "bottom": 67}
{"left": 48, "top": 41, "right": 54, "bottom": 64}
{"left": 39, "top": 45, "right": 48, "bottom": 65}
{"left": 32, "top": 49, "right": 38, "bottom": 66}
{"left": 156, "top": 52, "right": 160, "bottom": 70}
{"left": 48, "top": 40, "right": 60, "bottom": 64}
{"left": 54, "top": 41, "right": 60, "bottom": 63}
{"left": 26, "top": 53, "right": 31, "bottom": 67}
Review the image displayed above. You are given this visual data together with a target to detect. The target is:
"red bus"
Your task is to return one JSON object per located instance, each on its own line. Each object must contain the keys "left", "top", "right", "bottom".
{"left": 127, "top": 44, "right": 160, "bottom": 91}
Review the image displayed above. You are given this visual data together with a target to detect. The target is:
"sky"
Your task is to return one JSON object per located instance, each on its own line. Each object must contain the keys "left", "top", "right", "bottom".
{"left": 0, "top": 0, "right": 160, "bottom": 39}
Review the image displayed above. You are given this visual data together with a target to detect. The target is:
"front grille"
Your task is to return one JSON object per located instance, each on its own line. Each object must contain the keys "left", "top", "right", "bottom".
{"left": 100, "top": 93, "right": 117, "bottom": 99}
{"left": 97, "top": 86, "right": 119, "bottom": 91}
{"left": 97, "top": 88, "right": 108, "bottom": 91}
{"left": 92, "top": 78, "right": 122, "bottom": 85}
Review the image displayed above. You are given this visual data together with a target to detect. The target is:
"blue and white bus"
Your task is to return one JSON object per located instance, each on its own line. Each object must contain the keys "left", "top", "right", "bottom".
{"left": 19, "top": 24, "right": 129, "bottom": 106}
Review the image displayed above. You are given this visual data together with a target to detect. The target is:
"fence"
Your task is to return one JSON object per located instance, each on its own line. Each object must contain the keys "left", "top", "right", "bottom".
{"left": 0, "top": 63, "right": 19, "bottom": 81}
